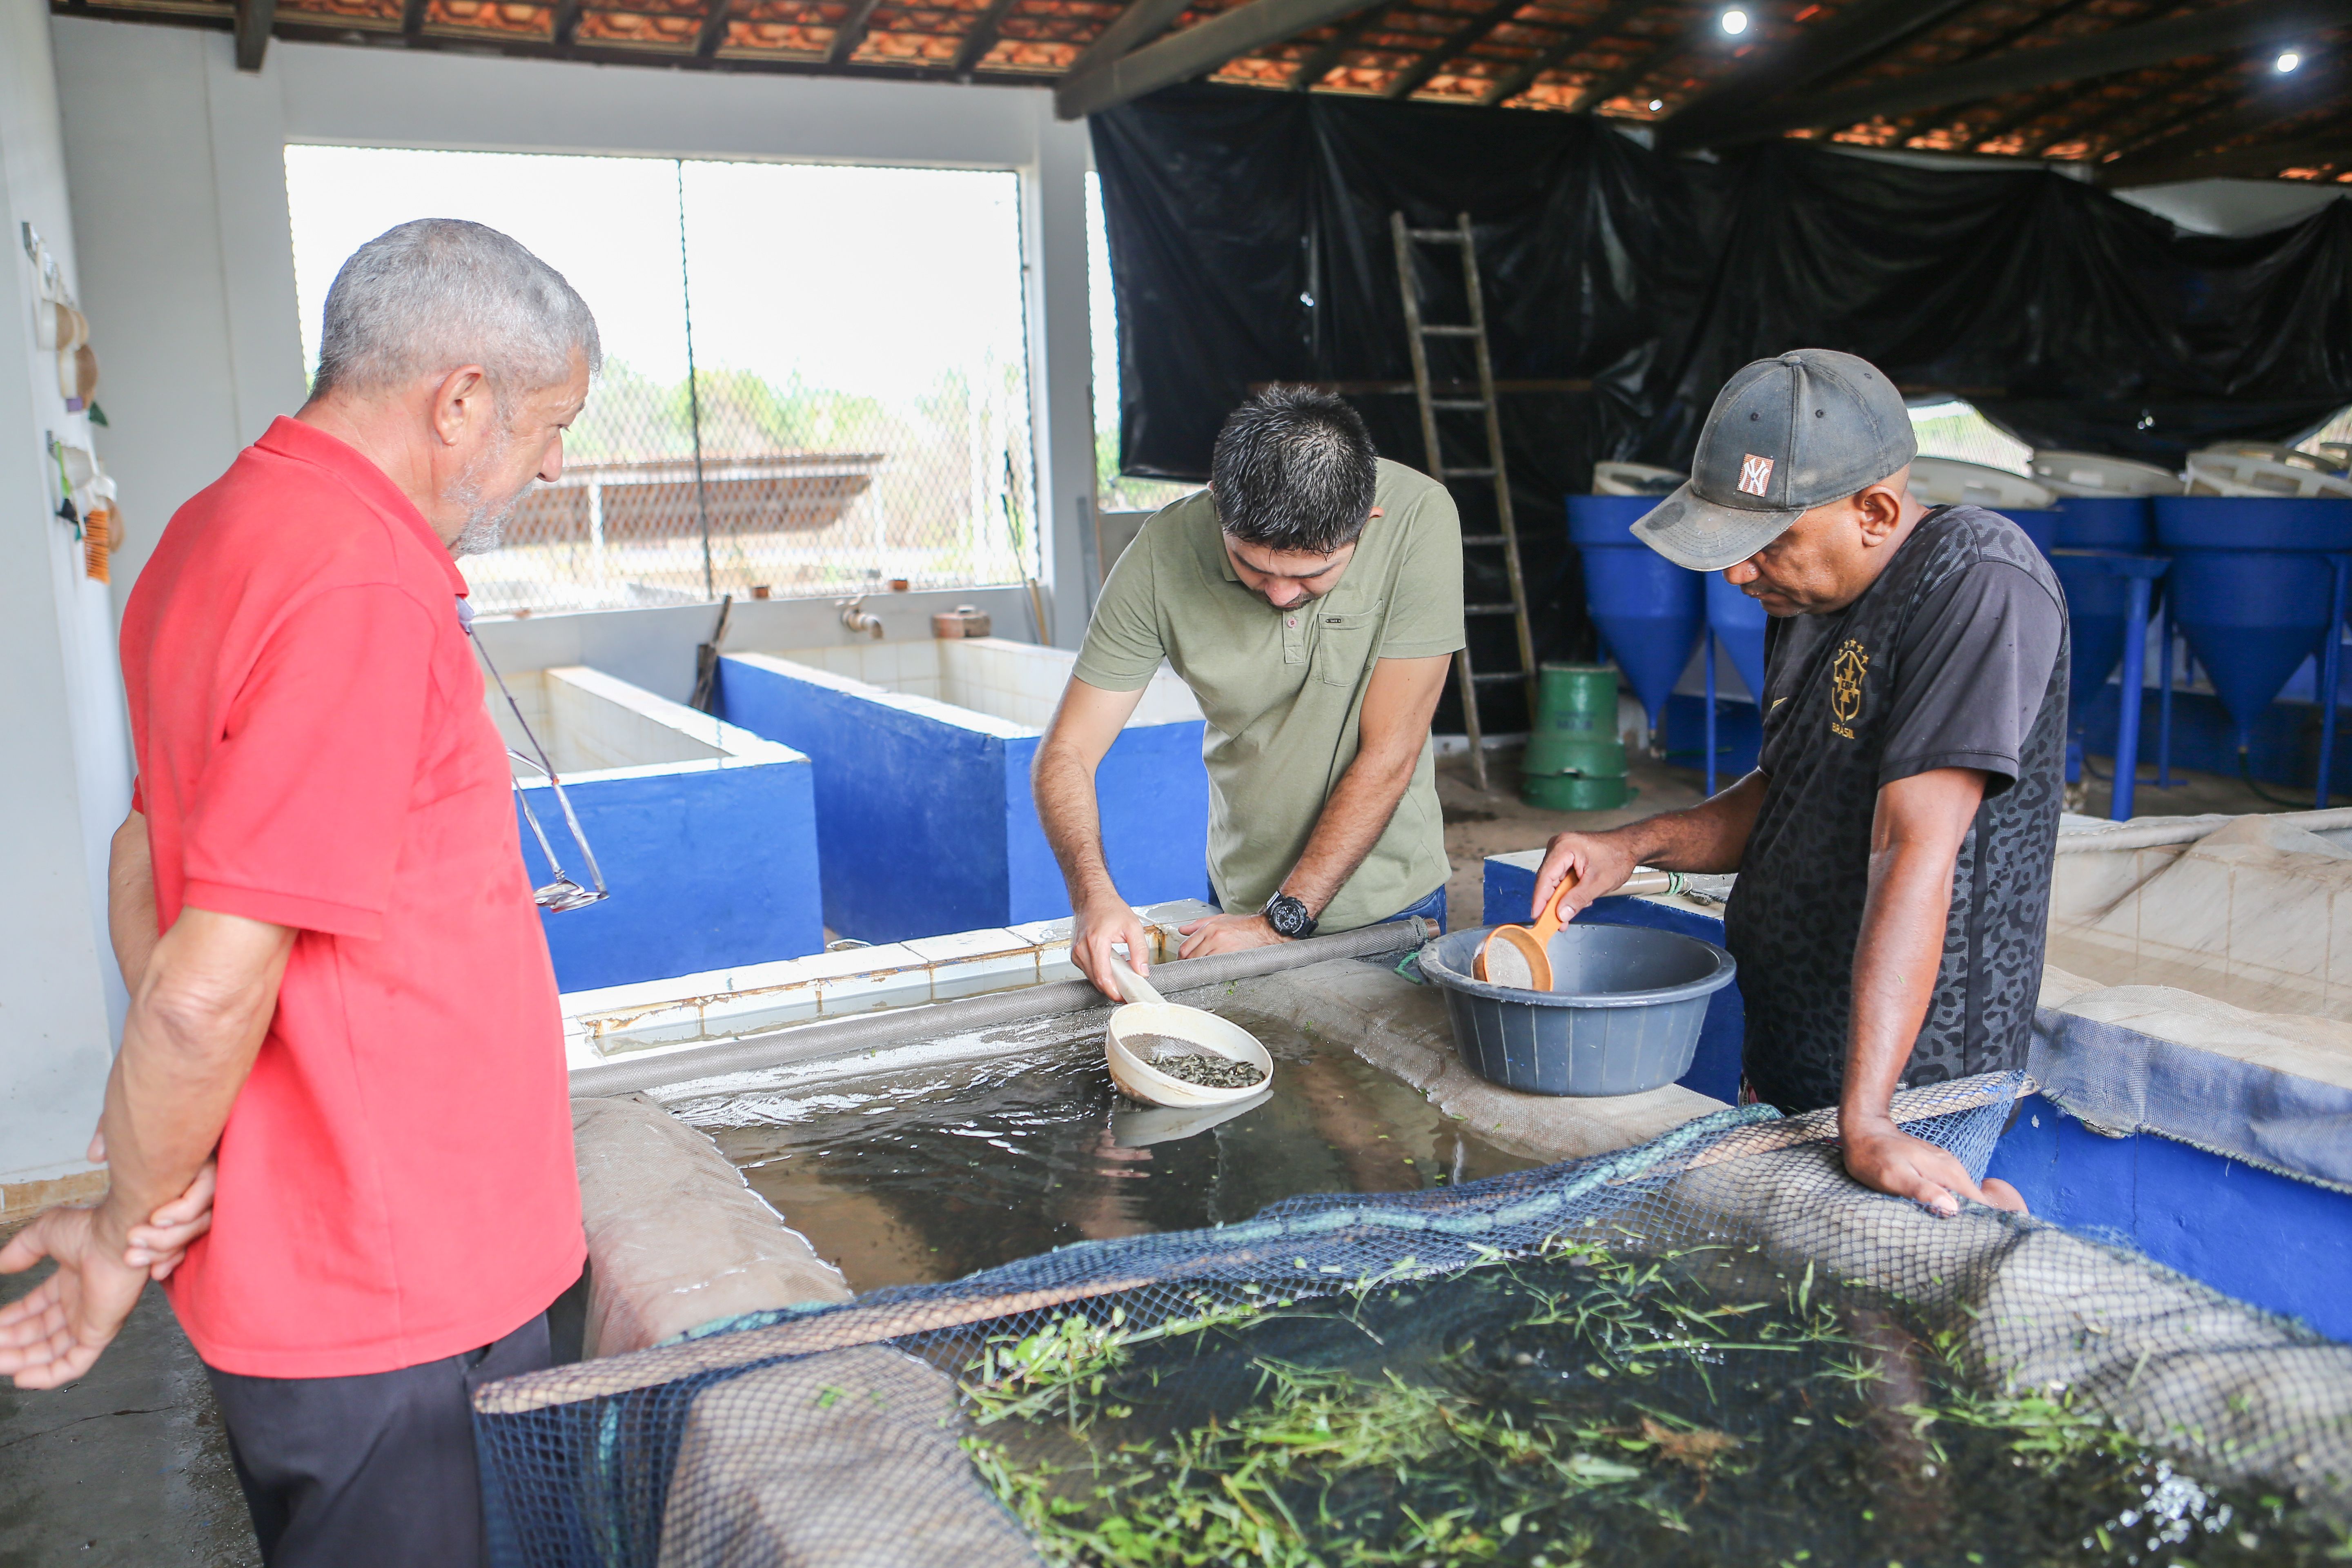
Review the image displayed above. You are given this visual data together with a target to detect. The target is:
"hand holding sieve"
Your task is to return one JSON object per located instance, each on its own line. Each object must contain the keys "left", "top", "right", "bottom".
{"left": 1103, "top": 959, "right": 1276, "bottom": 1109}
{"left": 1477, "top": 871, "right": 1577, "bottom": 990}
{"left": 1476, "top": 868, "right": 1695, "bottom": 991}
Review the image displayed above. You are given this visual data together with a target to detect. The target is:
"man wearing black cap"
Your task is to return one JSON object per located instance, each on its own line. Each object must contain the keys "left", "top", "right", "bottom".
{"left": 1532, "top": 349, "right": 2064, "bottom": 1216}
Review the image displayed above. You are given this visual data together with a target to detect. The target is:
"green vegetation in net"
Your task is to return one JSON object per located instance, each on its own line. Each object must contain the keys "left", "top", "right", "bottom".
{"left": 957, "top": 1238, "right": 2350, "bottom": 1568}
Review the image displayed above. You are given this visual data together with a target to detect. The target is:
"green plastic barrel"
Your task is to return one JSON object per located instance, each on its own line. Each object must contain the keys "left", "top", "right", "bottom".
{"left": 1523, "top": 665, "right": 1624, "bottom": 779}
{"left": 1522, "top": 664, "right": 1629, "bottom": 811}
{"left": 1521, "top": 772, "right": 1629, "bottom": 811}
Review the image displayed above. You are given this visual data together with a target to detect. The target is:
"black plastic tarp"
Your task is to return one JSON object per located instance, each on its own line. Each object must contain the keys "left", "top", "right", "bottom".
{"left": 1089, "top": 84, "right": 2352, "bottom": 729}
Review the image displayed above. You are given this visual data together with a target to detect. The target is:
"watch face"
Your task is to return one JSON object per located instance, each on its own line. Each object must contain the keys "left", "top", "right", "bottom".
{"left": 1267, "top": 895, "right": 1312, "bottom": 938}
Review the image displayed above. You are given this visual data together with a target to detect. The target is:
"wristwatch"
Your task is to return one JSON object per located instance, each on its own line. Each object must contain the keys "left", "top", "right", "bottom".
{"left": 1262, "top": 891, "right": 1318, "bottom": 940}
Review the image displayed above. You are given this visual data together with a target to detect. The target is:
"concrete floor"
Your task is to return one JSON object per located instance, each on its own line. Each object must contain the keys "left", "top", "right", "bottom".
{"left": 0, "top": 1248, "right": 256, "bottom": 1568}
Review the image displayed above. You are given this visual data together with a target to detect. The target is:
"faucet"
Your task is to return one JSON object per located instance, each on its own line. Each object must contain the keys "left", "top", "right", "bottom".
{"left": 839, "top": 595, "right": 884, "bottom": 639}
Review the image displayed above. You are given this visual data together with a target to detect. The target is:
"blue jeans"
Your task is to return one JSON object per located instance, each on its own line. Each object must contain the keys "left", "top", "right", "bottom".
{"left": 1204, "top": 878, "right": 1446, "bottom": 934}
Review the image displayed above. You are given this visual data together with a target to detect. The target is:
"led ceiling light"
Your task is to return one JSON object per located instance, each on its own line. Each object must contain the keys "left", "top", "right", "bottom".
{"left": 1721, "top": 7, "right": 1750, "bottom": 35}
{"left": 1649, "top": 98, "right": 1664, "bottom": 110}
{"left": 2276, "top": 49, "right": 2304, "bottom": 72}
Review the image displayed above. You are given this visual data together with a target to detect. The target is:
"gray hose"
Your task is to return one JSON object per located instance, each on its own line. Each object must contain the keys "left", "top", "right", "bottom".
{"left": 569, "top": 918, "right": 1435, "bottom": 1099}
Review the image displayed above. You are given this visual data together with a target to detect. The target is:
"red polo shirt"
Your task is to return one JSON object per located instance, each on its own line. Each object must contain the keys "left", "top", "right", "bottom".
{"left": 120, "top": 416, "right": 583, "bottom": 1379}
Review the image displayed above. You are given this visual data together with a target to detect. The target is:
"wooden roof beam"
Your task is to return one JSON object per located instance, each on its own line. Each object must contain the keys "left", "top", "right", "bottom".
{"left": 951, "top": 0, "right": 1022, "bottom": 74}
{"left": 2105, "top": 99, "right": 2352, "bottom": 181}
{"left": 2100, "top": 59, "right": 2344, "bottom": 170}
{"left": 234, "top": 0, "right": 273, "bottom": 69}
{"left": 1703, "top": 0, "right": 2352, "bottom": 148}
{"left": 1385, "top": 0, "right": 1526, "bottom": 99}
{"left": 1657, "top": 0, "right": 1986, "bottom": 152}
{"left": 1055, "top": 0, "right": 1371, "bottom": 116}
{"left": 826, "top": 0, "right": 884, "bottom": 62}
{"left": 1065, "top": 0, "right": 1197, "bottom": 82}
{"left": 1572, "top": 28, "right": 1685, "bottom": 113}
{"left": 2020, "top": 59, "right": 2242, "bottom": 156}
{"left": 1290, "top": 4, "right": 1385, "bottom": 88}
{"left": 695, "top": 0, "right": 730, "bottom": 56}
{"left": 1873, "top": 0, "right": 2111, "bottom": 149}
{"left": 1475, "top": 0, "right": 1647, "bottom": 109}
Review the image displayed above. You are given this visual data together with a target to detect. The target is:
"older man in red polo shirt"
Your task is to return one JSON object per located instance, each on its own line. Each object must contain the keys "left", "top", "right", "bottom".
{"left": 0, "top": 219, "right": 595, "bottom": 1566}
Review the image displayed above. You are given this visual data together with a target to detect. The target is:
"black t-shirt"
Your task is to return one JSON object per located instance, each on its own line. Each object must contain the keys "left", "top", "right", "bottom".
{"left": 1722, "top": 505, "right": 2068, "bottom": 1114}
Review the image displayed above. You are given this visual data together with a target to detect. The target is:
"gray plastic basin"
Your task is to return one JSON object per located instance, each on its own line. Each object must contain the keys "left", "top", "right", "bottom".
{"left": 1418, "top": 924, "right": 1737, "bottom": 1097}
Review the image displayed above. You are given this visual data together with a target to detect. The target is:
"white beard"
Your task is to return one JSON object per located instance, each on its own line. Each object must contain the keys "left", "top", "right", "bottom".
{"left": 447, "top": 428, "right": 525, "bottom": 559}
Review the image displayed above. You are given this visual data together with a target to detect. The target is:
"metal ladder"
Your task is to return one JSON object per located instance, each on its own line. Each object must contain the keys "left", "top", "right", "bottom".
{"left": 1389, "top": 211, "right": 1537, "bottom": 794}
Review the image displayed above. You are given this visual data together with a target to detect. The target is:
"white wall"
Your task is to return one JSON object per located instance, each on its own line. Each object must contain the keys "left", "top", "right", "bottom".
{"left": 0, "top": 0, "right": 133, "bottom": 1184}
{"left": 2113, "top": 177, "right": 2345, "bottom": 237}
{"left": 49, "top": 18, "right": 1098, "bottom": 646}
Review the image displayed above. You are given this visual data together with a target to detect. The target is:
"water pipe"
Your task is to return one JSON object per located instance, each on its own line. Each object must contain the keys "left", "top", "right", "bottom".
{"left": 570, "top": 917, "right": 1440, "bottom": 1100}
{"left": 838, "top": 594, "right": 885, "bottom": 639}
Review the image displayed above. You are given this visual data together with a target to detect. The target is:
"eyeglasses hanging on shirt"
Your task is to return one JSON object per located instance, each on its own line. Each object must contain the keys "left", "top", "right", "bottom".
{"left": 458, "top": 598, "right": 610, "bottom": 913}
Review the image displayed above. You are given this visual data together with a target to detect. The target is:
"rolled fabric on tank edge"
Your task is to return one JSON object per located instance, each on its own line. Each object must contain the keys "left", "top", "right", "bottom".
{"left": 2055, "top": 805, "right": 2352, "bottom": 853}
{"left": 568, "top": 918, "right": 1437, "bottom": 1100}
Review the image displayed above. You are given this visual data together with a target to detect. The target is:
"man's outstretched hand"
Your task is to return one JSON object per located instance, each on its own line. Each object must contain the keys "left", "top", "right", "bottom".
{"left": 0, "top": 1205, "right": 151, "bottom": 1390}
{"left": 1177, "top": 912, "right": 1284, "bottom": 961}
{"left": 1841, "top": 1116, "right": 2027, "bottom": 1218}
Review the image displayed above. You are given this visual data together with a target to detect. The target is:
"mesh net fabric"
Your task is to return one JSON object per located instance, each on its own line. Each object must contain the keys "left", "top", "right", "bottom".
{"left": 474, "top": 1071, "right": 2352, "bottom": 1567}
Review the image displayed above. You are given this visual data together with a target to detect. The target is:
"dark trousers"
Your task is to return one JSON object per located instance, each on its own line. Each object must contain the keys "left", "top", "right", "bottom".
{"left": 204, "top": 1313, "right": 550, "bottom": 1568}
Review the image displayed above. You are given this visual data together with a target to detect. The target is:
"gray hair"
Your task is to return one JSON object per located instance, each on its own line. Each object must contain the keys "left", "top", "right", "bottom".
{"left": 313, "top": 218, "right": 601, "bottom": 406}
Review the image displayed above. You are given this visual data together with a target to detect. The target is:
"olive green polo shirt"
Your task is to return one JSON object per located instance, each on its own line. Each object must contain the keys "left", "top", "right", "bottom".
{"left": 1074, "top": 458, "right": 1464, "bottom": 931}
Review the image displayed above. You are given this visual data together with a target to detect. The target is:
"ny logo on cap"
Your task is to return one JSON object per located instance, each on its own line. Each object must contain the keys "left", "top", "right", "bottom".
{"left": 1738, "top": 454, "right": 1774, "bottom": 497}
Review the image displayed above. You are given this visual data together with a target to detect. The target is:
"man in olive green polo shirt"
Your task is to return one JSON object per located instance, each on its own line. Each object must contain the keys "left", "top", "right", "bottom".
{"left": 1035, "top": 385, "right": 1464, "bottom": 999}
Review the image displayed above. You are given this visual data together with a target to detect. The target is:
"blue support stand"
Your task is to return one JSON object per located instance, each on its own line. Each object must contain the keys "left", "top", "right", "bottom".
{"left": 1702, "top": 628, "right": 1719, "bottom": 798}
{"left": 2104, "top": 556, "right": 2170, "bottom": 824}
{"left": 2317, "top": 555, "right": 2350, "bottom": 808}
{"left": 2156, "top": 600, "right": 2174, "bottom": 790}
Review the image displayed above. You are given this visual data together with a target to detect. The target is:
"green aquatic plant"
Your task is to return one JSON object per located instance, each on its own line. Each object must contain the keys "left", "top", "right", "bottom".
{"left": 965, "top": 1354, "right": 1655, "bottom": 1567}
{"left": 962, "top": 1295, "right": 1274, "bottom": 1432}
{"left": 956, "top": 1242, "right": 2344, "bottom": 1568}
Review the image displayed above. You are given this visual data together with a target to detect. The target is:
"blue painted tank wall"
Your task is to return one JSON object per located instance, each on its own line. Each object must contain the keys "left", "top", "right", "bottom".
{"left": 1481, "top": 855, "right": 1744, "bottom": 1104}
{"left": 717, "top": 654, "right": 1210, "bottom": 942}
{"left": 515, "top": 760, "right": 822, "bottom": 993}
{"left": 1000, "top": 721, "right": 1211, "bottom": 926}
{"left": 1988, "top": 1095, "right": 2352, "bottom": 1342}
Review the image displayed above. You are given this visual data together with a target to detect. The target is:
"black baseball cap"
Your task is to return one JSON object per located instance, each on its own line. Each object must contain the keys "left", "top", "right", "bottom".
{"left": 1633, "top": 349, "right": 1918, "bottom": 572}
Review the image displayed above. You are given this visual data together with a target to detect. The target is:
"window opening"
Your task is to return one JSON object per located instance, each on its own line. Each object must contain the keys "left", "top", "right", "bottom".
{"left": 285, "top": 146, "right": 1038, "bottom": 615}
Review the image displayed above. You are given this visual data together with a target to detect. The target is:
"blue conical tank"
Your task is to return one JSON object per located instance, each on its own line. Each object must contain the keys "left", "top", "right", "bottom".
{"left": 2052, "top": 495, "right": 2153, "bottom": 551}
{"left": 1568, "top": 495, "right": 1702, "bottom": 730}
{"left": 2154, "top": 497, "right": 2352, "bottom": 552}
{"left": 1703, "top": 570, "right": 1768, "bottom": 702}
{"left": 2154, "top": 499, "right": 2352, "bottom": 747}
{"left": 2165, "top": 550, "right": 2338, "bottom": 747}
{"left": 2049, "top": 551, "right": 2144, "bottom": 729}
